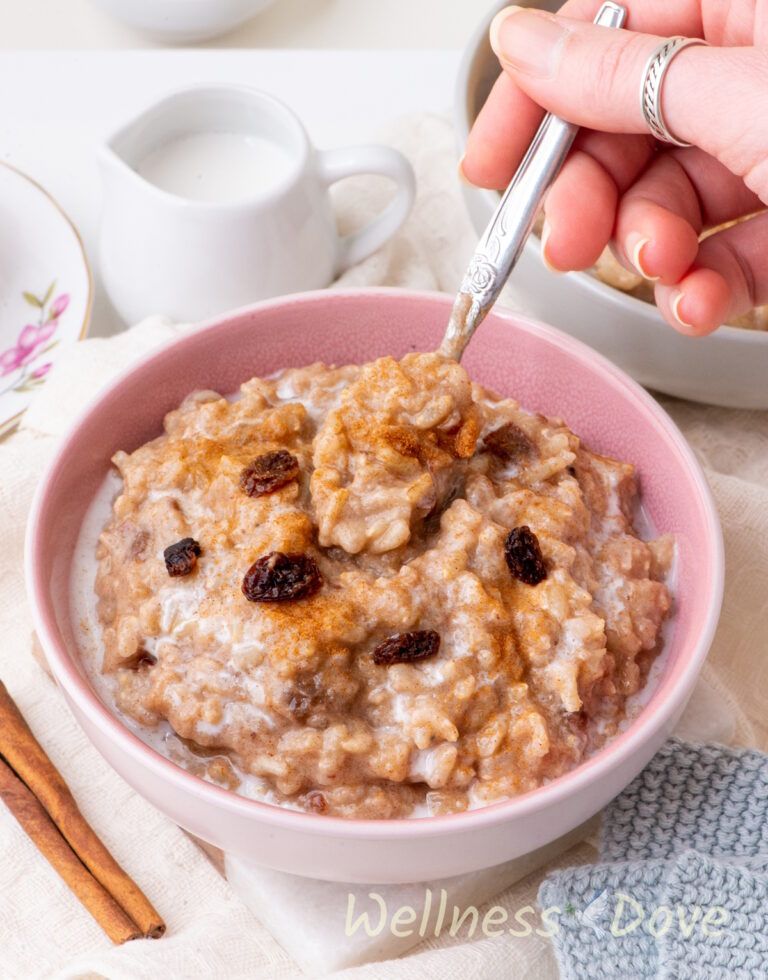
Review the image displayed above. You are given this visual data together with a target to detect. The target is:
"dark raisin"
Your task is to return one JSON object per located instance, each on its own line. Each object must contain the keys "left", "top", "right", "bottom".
{"left": 306, "top": 791, "right": 328, "bottom": 814}
{"left": 287, "top": 675, "right": 321, "bottom": 722}
{"left": 568, "top": 709, "right": 588, "bottom": 732}
{"left": 179, "top": 735, "right": 227, "bottom": 759}
{"left": 504, "top": 526, "right": 547, "bottom": 585}
{"left": 483, "top": 422, "right": 534, "bottom": 461}
{"left": 163, "top": 537, "right": 201, "bottom": 577}
{"left": 242, "top": 551, "right": 322, "bottom": 602}
{"left": 567, "top": 465, "right": 577, "bottom": 477}
{"left": 372, "top": 630, "right": 440, "bottom": 666}
{"left": 239, "top": 450, "right": 299, "bottom": 497}
{"left": 123, "top": 648, "right": 157, "bottom": 670}
{"left": 423, "top": 480, "right": 463, "bottom": 536}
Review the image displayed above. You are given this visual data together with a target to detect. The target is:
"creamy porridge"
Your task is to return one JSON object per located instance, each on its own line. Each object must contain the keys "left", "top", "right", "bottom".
{"left": 82, "top": 352, "right": 672, "bottom": 819}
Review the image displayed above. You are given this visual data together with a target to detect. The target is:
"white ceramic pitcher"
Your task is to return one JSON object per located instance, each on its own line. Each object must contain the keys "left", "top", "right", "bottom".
{"left": 98, "top": 85, "right": 416, "bottom": 324}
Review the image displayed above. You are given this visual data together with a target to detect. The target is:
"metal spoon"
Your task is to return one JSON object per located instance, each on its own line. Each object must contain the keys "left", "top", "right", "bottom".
{"left": 441, "top": 1, "right": 627, "bottom": 361}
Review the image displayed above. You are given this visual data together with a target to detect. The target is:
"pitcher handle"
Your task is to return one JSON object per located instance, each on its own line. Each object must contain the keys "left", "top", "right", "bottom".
{"left": 317, "top": 145, "right": 416, "bottom": 275}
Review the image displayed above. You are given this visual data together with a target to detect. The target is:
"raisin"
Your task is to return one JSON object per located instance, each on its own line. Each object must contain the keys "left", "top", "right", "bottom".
{"left": 423, "top": 480, "right": 463, "bottom": 536}
{"left": 239, "top": 450, "right": 299, "bottom": 497}
{"left": 372, "top": 630, "right": 440, "bottom": 666}
{"left": 483, "top": 422, "right": 534, "bottom": 461}
{"left": 568, "top": 709, "right": 588, "bottom": 732}
{"left": 124, "top": 649, "right": 157, "bottom": 670}
{"left": 287, "top": 675, "right": 321, "bottom": 722}
{"left": 504, "top": 526, "right": 547, "bottom": 585}
{"left": 242, "top": 551, "right": 322, "bottom": 602}
{"left": 163, "top": 537, "right": 201, "bottom": 577}
{"left": 306, "top": 791, "right": 328, "bottom": 814}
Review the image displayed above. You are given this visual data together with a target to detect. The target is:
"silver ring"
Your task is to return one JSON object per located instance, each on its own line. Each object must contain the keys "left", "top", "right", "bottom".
{"left": 640, "top": 36, "right": 708, "bottom": 147}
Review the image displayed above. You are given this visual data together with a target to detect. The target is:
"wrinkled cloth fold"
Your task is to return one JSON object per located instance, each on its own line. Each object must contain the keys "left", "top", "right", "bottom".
{"left": 1, "top": 114, "right": 767, "bottom": 979}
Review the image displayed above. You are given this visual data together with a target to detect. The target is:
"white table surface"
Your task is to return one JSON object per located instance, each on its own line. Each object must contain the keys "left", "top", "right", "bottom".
{"left": 1, "top": 0, "right": 481, "bottom": 50}
{"left": 0, "top": 50, "right": 460, "bottom": 337}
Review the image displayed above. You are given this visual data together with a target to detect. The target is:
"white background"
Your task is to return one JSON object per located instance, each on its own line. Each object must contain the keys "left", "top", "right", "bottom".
{"left": 0, "top": 0, "right": 483, "bottom": 48}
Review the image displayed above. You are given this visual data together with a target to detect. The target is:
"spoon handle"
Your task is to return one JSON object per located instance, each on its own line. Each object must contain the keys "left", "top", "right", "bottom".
{"left": 442, "top": 1, "right": 627, "bottom": 360}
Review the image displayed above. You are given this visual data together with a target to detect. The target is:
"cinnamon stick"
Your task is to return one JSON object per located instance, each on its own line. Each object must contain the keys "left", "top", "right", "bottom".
{"left": 0, "top": 682, "right": 165, "bottom": 938}
{"left": 0, "top": 756, "right": 141, "bottom": 944}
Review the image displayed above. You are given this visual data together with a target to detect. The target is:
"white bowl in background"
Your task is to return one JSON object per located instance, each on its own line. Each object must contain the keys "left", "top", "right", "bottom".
{"left": 454, "top": 0, "right": 768, "bottom": 409}
{"left": 89, "top": 0, "right": 277, "bottom": 43}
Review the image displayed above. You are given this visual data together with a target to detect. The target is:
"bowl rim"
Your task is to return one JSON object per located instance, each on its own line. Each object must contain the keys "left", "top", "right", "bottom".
{"left": 453, "top": 0, "right": 768, "bottom": 346}
{"left": 25, "top": 286, "right": 724, "bottom": 840}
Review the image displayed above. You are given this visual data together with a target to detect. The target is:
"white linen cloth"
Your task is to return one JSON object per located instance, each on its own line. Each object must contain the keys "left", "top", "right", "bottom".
{"left": 1, "top": 115, "right": 765, "bottom": 979}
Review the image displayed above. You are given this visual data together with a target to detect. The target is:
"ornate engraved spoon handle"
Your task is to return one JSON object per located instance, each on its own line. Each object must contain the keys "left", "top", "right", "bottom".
{"left": 441, "top": 1, "right": 627, "bottom": 360}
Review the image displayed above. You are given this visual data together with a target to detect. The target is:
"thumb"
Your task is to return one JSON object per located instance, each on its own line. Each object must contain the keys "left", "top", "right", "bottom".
{"left": 490, "top": 5, "right": 767, "bottom": 176}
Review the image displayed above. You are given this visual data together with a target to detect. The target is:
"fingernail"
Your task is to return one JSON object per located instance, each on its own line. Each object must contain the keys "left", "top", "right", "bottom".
{"left": 457, "top": 154, "right": 472, "bottom": 186}
{"left": 490, "top": 6, "right": 569, "bottom": 79}
{"left": 489, "top": 5, "right": 522, "bottom": 55}
{"left": 540, "top": 220, "right": 563, "bottom": 274}
{"left": 671, "top": 290, "right": 694, "bottom": 330}
{"left": 625, "top": 233, "right": 660, "bottom": 281}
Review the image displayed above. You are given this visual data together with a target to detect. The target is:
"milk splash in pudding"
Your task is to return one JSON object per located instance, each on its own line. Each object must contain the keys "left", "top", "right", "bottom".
{"left": 137, "top": 131, "right": 292, "bottom": 204}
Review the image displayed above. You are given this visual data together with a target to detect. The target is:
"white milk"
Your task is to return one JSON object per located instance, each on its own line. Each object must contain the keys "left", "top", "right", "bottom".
{"left": 137, "top": 131, "right": 291, "bottom": 204}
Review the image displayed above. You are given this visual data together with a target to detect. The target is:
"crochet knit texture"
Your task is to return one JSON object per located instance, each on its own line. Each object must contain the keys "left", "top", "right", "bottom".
{"left": 539, "top": 739, "right": 768, "bottom": 979}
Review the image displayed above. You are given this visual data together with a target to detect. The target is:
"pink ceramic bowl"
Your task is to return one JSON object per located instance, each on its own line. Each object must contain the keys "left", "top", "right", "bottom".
{"left": 26, "top": 289, "right": 723, "bottom": 883}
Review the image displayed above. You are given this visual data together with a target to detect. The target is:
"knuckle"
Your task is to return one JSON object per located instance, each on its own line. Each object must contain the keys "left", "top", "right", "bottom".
{"left": 701, "top": 236, "right": 758, "bottom": 310}
{"left": 579, "top": 32, "right": 644, "bottom": 113}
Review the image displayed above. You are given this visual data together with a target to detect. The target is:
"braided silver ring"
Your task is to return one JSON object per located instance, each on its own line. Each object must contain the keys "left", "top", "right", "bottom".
{"left": 640, "top": 36, "right": 708, "bottom": 147}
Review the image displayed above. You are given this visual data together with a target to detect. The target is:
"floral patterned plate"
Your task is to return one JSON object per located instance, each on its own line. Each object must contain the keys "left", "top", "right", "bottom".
{"left": 0, "top": 162, "right": 92, "bottom": 437}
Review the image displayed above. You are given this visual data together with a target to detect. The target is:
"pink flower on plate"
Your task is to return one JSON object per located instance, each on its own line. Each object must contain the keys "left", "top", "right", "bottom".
{"left": 30, "top": 362, "right": 52, "bottom": 380}
{"left": 0, "top": 320, "right": 58, "bottom": 377}
{"left": 49, "top": 293, "right": 70, "bottom": 320}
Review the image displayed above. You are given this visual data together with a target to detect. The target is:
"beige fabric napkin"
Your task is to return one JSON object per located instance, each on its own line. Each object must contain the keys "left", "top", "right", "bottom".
{"left": 1, "top": 114, "right": 765, "bottom": 979}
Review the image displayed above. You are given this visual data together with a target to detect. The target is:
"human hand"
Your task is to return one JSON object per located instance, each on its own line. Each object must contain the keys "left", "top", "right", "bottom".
{"left": 461, "top": 1, "right": 768, "bottom": 335}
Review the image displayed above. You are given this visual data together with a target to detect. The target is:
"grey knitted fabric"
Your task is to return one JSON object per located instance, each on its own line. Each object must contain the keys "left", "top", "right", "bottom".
{"left": 601, "top": 738, "right": 768, "bottom": 862}
{"left": 659, "top": 851, "right": 768, "bottom": 979}
{"left": 539, "top": 740, "right": 768, "bottom": 980}
{"left": 538, "top": 860, "right": 666, "bottom": 979}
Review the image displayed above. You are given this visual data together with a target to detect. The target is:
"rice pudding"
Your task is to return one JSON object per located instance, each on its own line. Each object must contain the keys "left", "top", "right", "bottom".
{"left": 88, "top": 352, "right": 672, "bottom": 819}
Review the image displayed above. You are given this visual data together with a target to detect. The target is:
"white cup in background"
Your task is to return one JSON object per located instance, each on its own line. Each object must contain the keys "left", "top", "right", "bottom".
{"left": 98, "top": 85, "right": 416, "bottom": 323}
